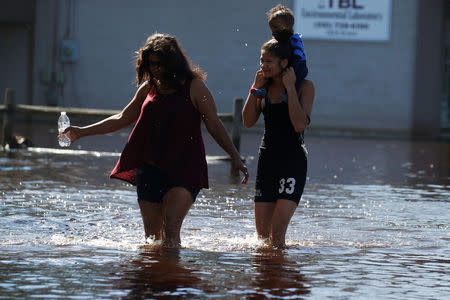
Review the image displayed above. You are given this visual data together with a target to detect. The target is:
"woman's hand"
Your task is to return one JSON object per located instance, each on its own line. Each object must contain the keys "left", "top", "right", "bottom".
{"left": 282, "top": 67, "right": 296, "bottom": 90}
{"left": 60, "top": 126, "right": 83, "bottom": 144}
{"left": 252, "top": 69, "right": 267, "bottom": 89}
{"left": 231, "top": 157, "right": 249, "bottom": 184}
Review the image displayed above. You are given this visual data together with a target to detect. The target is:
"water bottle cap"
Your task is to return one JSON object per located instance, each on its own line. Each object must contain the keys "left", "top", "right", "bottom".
{"left": 61, "top": 111, "right": 66, "bottom": 115}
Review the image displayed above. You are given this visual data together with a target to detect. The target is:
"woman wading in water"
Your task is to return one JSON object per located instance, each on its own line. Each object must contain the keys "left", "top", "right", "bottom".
{"left": 242, "top": 38, "right": 314, "bottom": 248}
{"left": 63, "top": 33, "right": 248, "bottom": 247}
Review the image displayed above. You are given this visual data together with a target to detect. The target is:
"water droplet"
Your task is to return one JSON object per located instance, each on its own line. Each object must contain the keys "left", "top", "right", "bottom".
{"left": 236, "top": 28, "right": 240, "bottom": 32}
{"left": 243, "top": 68, "right": 246, "bottom": 71}
{"left": 372, "top": 166, "right": 376, "bottom": 170}
{"left": 244, "top": 43, "right": 248, "bottom": 47}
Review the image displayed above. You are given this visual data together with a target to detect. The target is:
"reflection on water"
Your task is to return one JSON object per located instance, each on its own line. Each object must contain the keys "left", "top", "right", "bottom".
{"left": 250, "top": 248, "right": 310, "bottom": 298}
{"left": 114, "top": 247, "right": 311, "bottom": 299}
{"left": 118, "top": 247, "right": 207, "bottom": 299}
{"left": 0, "top": 135, "right": 449, "bottom": 298}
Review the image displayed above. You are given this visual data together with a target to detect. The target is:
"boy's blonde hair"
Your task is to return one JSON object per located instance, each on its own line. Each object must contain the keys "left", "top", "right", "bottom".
{"left": 267, "top": 4, "right": 295, "bottom": 28}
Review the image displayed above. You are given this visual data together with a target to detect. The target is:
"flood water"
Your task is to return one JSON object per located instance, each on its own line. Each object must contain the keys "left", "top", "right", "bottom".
{"left": 1, "top": 129, "right": 449, "bottom": 299}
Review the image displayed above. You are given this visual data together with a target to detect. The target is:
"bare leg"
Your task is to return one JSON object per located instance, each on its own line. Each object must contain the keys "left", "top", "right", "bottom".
{"left": 254, "top": 202, "right": 276, "bottom": 242}
{"left": 270, "top": 199, "right": 297, "bottom": 248}
{"left": 161, "top": 187, "right": 194, "bottom": 248}
{"left": 138, "top": 201, "right": 164, "bottom": 240}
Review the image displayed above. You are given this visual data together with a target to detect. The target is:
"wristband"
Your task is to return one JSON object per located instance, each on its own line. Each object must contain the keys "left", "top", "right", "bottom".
{"left": 250, "top": 88, "right": 266, "bottom": 100}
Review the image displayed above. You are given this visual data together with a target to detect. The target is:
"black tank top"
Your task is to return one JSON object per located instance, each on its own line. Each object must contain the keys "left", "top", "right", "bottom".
{"left": 260, "top": 95, "right": 305, "bottom": 154}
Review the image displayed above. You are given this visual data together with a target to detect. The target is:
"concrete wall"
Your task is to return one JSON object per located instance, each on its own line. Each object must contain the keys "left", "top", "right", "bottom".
{"left": 0, "top": 24, "right": 32, "bottom": 105}
{"left": 0, "top": 0, "right": 35, "bottom": 23}
{"left": 302, "top": 0, "right": 419, "bottom": 133}
{"left": 412, "top": 0, "right": 444, "bottom": 138}
{"left": 0, "top": 0, "right": 35, "bottom": 105}
{"left": 31, "top": 0, "right": 288, "bottom": 112}
{"left": 1, "top": 0, "right": 445, "bottom": 136}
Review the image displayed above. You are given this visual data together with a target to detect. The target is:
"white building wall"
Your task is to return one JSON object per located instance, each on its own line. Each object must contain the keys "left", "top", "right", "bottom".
{"left": 303, "top": 0, "right": 418, "bottom": 132}
{"left": 30, "top": 0, "right": 420, "bottom": 133}
{"left": 32, "top": 0, "right": 281, "bottom": 113}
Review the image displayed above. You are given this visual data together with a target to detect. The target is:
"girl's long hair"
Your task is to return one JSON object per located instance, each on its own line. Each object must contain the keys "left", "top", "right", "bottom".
{"left": 262, "top": 38, "right": 291, "bottom": 63}
{"left": 261, "top": 38, "right": 292, "bottom": 86}
{"left": 135, "top": 33, "right": 206, "bottom": 89}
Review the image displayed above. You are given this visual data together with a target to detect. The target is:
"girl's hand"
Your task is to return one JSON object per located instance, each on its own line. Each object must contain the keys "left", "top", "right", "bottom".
{"left": 282, "top": 67, "right": 296, "bottom": 89}
{"left": 252, "top": 69, "right": 267, "bottom": 89}
{"left": 231, "top": 157, "right": 249, "bottom": 184}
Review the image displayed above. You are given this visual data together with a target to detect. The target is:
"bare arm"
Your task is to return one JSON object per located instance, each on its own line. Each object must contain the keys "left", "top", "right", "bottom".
{"left": 65, "top": 81, "right": 151, "bottom": 142}
{"left": 190, "top": 79, "right": 248, "bottom": 184}
{"left": 283, "top": 68, "right": 314, "bottom": 132}
{"left": 242, "top": 70, "right": 266, "bottom": 128}
{"left": 298, "top": 80, "right": 315, "bottom": 123}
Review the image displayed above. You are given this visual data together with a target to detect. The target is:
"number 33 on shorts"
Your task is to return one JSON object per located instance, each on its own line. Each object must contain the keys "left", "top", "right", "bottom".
{"left": 279, "top": 178, "right": 296, "bottom": 194}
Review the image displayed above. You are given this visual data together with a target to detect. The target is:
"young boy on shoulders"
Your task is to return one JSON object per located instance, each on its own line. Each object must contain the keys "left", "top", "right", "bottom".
{"left": 267, "top": 4, "right": 308, "bottom": 90}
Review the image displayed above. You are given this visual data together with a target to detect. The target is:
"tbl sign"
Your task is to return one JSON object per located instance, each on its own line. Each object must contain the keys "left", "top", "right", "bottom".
{"left": 294, "top": 0, "right": 392, "bottom": 41}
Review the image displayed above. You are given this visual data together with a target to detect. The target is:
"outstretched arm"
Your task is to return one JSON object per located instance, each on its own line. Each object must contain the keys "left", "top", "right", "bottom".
{"left": 190, "top": 79, "right": 248, "bottom": 184}
{"left": 64, "top": 81, "right": 151, "bottom": 143}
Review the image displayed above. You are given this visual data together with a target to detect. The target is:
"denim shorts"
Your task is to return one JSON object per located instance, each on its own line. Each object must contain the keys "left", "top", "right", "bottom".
{"left": 135, "top": 164, "right": 200, "bottom": 203}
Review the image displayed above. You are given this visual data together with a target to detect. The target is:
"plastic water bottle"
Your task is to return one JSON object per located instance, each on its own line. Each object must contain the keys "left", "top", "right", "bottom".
{"left": 58, "top": 112, "right": 71, "bottom": 147}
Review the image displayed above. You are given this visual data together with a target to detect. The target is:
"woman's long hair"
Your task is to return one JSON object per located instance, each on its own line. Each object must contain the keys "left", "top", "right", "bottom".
{"left": 135, "top": 33, "right": 206, "bottom": 89}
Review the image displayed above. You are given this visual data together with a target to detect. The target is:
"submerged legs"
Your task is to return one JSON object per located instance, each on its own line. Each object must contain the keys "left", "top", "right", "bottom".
{"left": 254, "top": 199, "right": 297, "bottom": 248}
{"left": 138, "top": 187, "right": 193, "bottom": 248}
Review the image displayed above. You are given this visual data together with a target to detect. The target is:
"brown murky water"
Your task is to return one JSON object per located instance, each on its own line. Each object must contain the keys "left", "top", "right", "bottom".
{"left": 1, "top": 126, "right": 449, "bottom": 299}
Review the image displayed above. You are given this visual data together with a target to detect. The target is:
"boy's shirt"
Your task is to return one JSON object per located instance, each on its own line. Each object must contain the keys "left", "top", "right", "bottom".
{"left": 290, "top": 33, "right": 307, "bottom": 61}
{"left": 289, "top": 33, "right": 308, "bottom": 89}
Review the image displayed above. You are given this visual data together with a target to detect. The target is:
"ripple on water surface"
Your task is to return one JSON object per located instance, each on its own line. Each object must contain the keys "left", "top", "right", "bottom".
{"left": 0, "top": 149, "right": 449, "bottom": 299}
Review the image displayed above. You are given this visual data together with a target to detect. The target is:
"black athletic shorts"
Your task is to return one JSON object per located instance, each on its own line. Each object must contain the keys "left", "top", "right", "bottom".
{"left": 255, "top": 148, "right": 307, "bottom": 205}
{"left": 136, "top": 164, "right": 200, "bottom": 203}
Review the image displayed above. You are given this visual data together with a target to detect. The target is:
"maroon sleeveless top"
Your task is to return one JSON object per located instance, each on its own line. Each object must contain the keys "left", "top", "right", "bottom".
{"left": 110, "top": 80, "right": 209, "bottom": 189}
